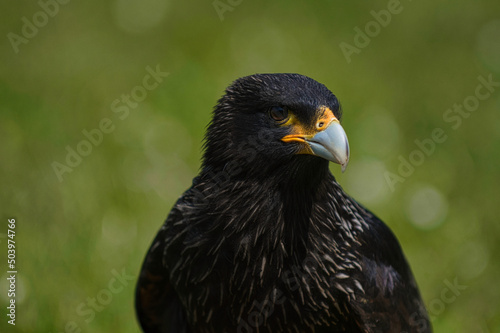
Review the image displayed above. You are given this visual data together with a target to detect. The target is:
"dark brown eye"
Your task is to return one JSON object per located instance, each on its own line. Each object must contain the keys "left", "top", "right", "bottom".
{"left": 269, "top": 106, "right": 289, "bottom": 123}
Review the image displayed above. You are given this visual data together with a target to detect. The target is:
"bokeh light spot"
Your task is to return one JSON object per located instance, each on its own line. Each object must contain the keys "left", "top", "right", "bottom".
{"left": 476, "top": 20, "right": 500, "bottom": 73}
{"left": 457, "top": 241, "right": 489, "bottom": 281}
{"left": 406, "top": 185, "right": 448, "bottom": 230}
{"left": 344, "top": 158, "right": 391, "bottom": 205}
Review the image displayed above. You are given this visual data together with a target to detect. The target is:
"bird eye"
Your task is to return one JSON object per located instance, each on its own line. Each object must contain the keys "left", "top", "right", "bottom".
{"left": 269, "top": 106, "right": 289, "bottom": 123}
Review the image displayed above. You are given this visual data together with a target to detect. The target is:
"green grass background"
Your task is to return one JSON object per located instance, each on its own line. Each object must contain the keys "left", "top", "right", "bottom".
{"left": 1, "top": 0, "right": 500, "bottom": 332}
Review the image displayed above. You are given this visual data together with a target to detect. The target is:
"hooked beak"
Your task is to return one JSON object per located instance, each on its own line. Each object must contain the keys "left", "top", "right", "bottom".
{"left": 281, "top": 108, "right": 350, "bottom": 172}
{"left": 306, "top": 121, "right": 350, "bottom": 172}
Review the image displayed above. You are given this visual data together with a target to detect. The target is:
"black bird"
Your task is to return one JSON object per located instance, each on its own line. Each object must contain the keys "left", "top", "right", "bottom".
{"left": 135, "top": 73, "right": 431, "bottom": 332}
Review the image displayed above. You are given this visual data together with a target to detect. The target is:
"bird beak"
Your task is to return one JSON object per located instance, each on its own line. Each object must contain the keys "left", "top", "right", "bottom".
{"left": 281, "top": 108, "right": 350, "bottom": 172}
{"left": 305, "top": 121, "right": 350, "bottom": 172}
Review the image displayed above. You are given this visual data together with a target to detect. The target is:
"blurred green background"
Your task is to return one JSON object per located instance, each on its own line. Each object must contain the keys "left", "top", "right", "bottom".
{"left": 1, "top": 0, "right": 499, "bottom": 332}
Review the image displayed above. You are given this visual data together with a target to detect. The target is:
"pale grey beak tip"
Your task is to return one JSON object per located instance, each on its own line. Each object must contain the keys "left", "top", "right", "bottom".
{"left": 307, "top": 121, "right": 350, "bottom": 172}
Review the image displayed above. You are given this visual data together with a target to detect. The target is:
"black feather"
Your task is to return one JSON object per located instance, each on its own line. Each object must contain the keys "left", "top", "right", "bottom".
{"left": 136, "top": 73, "right": 431, "bottom": 332}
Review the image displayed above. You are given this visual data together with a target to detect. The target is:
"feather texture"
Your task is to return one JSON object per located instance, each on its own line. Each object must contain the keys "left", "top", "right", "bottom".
{"left": 135, "top": 74, "right": 431, "bottom": 333}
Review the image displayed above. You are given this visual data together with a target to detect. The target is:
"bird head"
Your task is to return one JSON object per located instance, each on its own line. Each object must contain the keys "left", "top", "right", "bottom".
{"left": 203, "top": 73, "right": 349, "bottom": 176}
